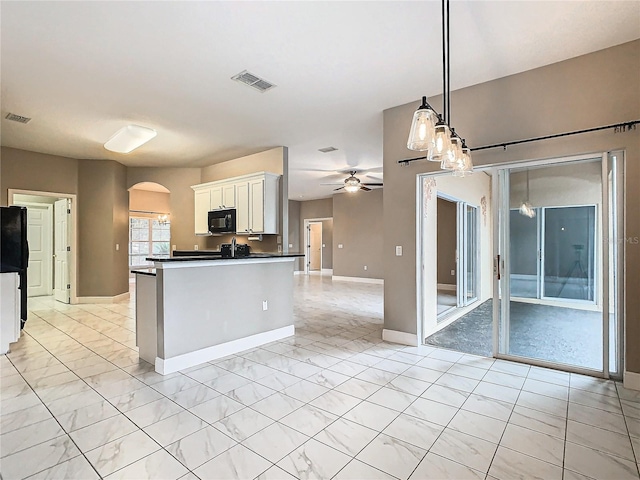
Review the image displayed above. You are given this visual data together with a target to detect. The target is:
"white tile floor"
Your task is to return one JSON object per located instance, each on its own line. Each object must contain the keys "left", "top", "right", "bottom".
{"left": 1, "top": 275, "right": 640, "bottom": 479}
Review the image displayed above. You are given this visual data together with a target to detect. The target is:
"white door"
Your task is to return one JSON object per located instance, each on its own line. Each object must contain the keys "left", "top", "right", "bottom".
{"left": 54, "top": 199, "right": 70, "bottom": 304}
{"left": 24, "top": 205, "right": 53, "bottom": 297}
{"left": 309, "top": 223, "right": 322, "bottom": 271}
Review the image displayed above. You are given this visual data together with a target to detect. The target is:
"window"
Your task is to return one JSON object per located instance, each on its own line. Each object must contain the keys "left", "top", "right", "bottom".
{"left": 129, "top": 217, "right": 170, "bottom": 267}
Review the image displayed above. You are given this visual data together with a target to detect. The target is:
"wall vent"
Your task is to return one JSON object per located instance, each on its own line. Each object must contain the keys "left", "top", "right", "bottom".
{"left": 318, "top": 146, "right": 338, "bottom": 153}
{"left": 231, "top": 70, "right": 276, "bottom": 93}
{"left": 5, "top": 113, "right": 31, "bottom": 124}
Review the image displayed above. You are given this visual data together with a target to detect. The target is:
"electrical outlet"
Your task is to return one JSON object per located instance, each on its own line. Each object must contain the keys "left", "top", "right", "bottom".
{"left": 278, "top": 245, "right": 282, "bottom": 253}
{"left": 115, "top": 244, "right": 119, "bottom": 251}
{"left": 451, "top": 269, "right": 455, "bottom": 276}
{"left": 194, "top": 245, "right": 199, "bottom": 250}
{"left": 289, "top": 243, "right": 293, "bottom": 248}
{"left": 322, "top": 243, "right": 325, "bottom": 248}
{"left": 395, "top": 246, "right": 403, "bottom": 256}
{"left": 172, "top": 245, "right": 176, "bottom": 251}
{"left": 262, "top": 300, "right": 268, "bottom": 311}
{"left": 364, "top": 265, "right": 368, "bottom": 271}
{"left": 338, "top": 244, "right": 343, "bottom": 249}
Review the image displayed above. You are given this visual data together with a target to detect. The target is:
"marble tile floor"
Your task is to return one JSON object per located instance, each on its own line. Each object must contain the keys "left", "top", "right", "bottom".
{"left": 1, "top": 275, "right": 639, "bottom": 479}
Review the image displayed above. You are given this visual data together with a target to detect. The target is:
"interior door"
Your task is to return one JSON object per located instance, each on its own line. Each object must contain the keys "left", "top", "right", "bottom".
{"left": 309, "top": 223, "right": 322, "bottom": 271}
{"left": 23, "top": 204, "right": 52, "bottom": 297}
{"left": 53, "top": 199, "right": 70, "bottom": 304}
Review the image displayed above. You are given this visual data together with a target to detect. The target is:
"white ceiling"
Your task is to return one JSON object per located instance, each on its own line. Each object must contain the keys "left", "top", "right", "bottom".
{"left": 2, "top": 1, "right": 638, "bottom": 200}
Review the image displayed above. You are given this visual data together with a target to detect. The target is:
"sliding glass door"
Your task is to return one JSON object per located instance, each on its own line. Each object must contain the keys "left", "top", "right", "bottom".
{"left": 495, "top": 154, "right": 623, "bottom": 378}
{"left": 459, "top": 204, "right": 479, "bottom": 307}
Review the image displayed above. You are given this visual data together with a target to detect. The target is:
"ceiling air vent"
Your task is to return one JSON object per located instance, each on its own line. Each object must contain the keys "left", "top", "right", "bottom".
{"left": 5, "top": 113, "right": 31, "bottom": 124}
{"left": 231, "top": 70, "right": 276, "bottom": 93}
{"left": 318, "top": 146, "right": 338, "bottom": 153}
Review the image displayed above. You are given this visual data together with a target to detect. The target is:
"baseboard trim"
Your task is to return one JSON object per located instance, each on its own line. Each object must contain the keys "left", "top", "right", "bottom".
{"left": 293, "top": 271, "right": 304, "bottom": 275}
{"left": 155, "top": 324, "right": 295, "bottom": 375}
{"left": 437, "top": 283, "right": 456, "bottom": 292}
{"left": 382, "top": 329, "right": 418, "bottom": 346}
{"left": 332, "top": 276, "right": 384, "bottom": 285}
{"left": 624, "top": 371, "right": 640, "bottom": 391}
{"left": 321, "top": 269, "right": 333, "bottom": 275}
{"left": 77, "top": 292, "right": 130, "bottom": 304}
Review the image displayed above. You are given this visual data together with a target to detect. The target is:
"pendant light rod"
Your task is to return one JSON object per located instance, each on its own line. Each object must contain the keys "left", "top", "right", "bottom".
{"left": 441, "top": 0, "right": 447, "bottom": 124}
{"left": 398, "top": 120, "right": 639, "bottom": 165}
{"left": 446, "top": 0, "right": 451, "bottom": 126}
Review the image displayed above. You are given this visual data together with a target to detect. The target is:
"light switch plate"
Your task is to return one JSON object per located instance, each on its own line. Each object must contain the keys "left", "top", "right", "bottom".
{"left": 395, "top": 246, "right": 403, "bottom": 256}
{"left": 194, "top": 245, "right": 199, "bottom": 250}
{"left": 338, "top": 244, "right": 344, "bottom": 249}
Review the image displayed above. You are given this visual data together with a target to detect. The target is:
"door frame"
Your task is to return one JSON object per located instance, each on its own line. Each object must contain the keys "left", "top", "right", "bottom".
{"left": 303, "top": 217, "right": 331, "bottom": 274}
{"left": 492, "top": 152, "right": 624, "bottom": 379}
{"left": 8, "top": 189, "right": 78, "bottom": 305}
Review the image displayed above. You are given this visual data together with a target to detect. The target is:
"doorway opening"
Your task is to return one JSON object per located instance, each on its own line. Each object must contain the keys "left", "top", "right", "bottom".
{"left": 418, "top": 151, "right": 624, "bottom": 379}
{"left": 128, "top": 183, "right": 171, "bottom": 277}
{"left": 303, "top": 217, "right": 333, "bottom": 275}
{"left": 9, "top": 190, "right": 76, "bottom": 304}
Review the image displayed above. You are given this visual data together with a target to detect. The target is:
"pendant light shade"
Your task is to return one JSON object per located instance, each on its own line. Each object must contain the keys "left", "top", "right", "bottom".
{"left": 430, "top": 123, "right": 452, "bottom": 162}
{"left": 407, "top": 97, "right": 437, "bottom": 153}
{"left": 519, "top": 170, "right": 536, "bottom": 217}
{"left": 441, "top": 133, "right": 461, "bottom": 170}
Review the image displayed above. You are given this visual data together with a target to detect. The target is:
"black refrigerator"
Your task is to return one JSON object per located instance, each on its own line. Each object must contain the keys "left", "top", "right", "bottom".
{"left": 1, "top": 206, "right": 29, "bottom": 327}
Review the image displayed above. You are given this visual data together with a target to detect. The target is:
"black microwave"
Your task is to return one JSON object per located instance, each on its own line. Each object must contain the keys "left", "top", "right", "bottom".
{"left": 208, "top": 208, "right": 236, "bottom": 235}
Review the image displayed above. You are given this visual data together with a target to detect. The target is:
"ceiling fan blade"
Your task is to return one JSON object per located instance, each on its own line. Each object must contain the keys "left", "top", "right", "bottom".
{"left": 334, "top": 186, "right": 345, "bottom": 191}
{"left": 360, "top": 186, "right": 372, "bottom": 191}
{"left": 362, "top": 183, "right": 383, "bottom": 187}
{"left": 320, "top": 183, "right": 345, "bottom": 186}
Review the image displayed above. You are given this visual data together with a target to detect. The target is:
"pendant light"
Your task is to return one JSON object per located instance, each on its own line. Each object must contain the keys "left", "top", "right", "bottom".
{"left": 519, "top": 170, "right": 536, "bottom": 218}
{"left": 406, "top": 0, "right": 473, "bottom": 176}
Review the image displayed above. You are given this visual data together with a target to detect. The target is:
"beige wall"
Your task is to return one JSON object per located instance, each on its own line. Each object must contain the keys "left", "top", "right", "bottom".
{"left": 333, "top": 189, "right": 383, "bottom": 279}
{"left": 127, "top": 167, "right": 202, "bottom": 252}
{"left": 78, "top": 160, "right": 128, "bottom": 297}
{"left": 129, "top": 189, "right": 171, "bottom": 214}
{"left": 288, "top": 200, "right": 303, "bottom": 270}
{"left": 321, "top": 219, "right": 333, "bottom": 269}
{"left": 383, "top": 40, "right": 640, "bottom": 373}
{"left": 1, "top": 147, "right": 78, "bottom": 204}
{"left": 436, "top": 198, "right": 457, "bottom": 285}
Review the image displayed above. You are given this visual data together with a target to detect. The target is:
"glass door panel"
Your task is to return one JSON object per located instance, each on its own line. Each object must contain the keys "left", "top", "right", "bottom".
{"left": 464, "top": 205, "right": 479, "bottom": 304}
{"left": 497, "top": 158, "right": 610, "bottom": 374}
{"left": 543, "top": 206, "right": 596, "bottom": 302}
{"left": 509, "top": 209, "right": 539, "bottom": 298}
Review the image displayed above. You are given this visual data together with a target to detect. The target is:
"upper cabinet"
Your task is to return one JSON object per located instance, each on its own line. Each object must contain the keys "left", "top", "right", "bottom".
{"left": 191, "top": 172, "right": 280, "bottom": 236}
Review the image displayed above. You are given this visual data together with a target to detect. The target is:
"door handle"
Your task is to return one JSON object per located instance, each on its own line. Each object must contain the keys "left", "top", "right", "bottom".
{"left": 495, "top": 254, "right": 501, "bottom": 280}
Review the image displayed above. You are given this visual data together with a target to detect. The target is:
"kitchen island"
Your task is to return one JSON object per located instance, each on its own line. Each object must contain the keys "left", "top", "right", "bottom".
{"left": 134, "top": 253, "right": 302, "bottom": 374}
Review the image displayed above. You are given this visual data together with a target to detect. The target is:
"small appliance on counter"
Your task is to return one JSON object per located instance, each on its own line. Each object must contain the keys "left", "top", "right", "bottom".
{"left": 221, "top": 243, "right": 250, "bottom": 258}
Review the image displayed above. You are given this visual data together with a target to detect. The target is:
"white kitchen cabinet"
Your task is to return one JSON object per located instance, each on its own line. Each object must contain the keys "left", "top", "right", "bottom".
{"left": 222, "top": 184, "right": 236, "bottom": 208}
{"left": 1, "top": 272, "right": 21, "bottom": 354}
{"left": 194, "top": 189, "right": 211, "bottom": 235}
{"left": 192, "top": 172, "right": 279, "bottom": 236}
{"left": 235, "top": 173, "right": 279, "bottom": 234}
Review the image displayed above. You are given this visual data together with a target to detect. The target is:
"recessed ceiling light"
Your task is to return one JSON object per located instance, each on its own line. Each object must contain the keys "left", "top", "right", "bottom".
{"left": 5, "top": 113, "right": 31, "bottom": 124}
{"left": 104, "top": 125, "right": 157, "bottom": 154}
{"left": 318, "top": 146, "right": 338, "bottom": 153}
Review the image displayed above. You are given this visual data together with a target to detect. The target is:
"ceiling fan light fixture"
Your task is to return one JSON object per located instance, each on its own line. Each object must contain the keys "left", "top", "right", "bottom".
{"left": 104, "top": 125, "right": 157, "bottom": 154}
{"left": 344, "top": 184, "right": 360, "bottom": 193}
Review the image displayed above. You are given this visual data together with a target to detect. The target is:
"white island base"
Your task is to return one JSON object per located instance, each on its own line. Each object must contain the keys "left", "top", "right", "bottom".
{"left": 135, "top": 256, "right": 296, "bottom": 375}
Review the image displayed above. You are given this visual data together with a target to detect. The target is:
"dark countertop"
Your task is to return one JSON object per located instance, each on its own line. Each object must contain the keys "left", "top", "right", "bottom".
{"left": 131, "top": 268, "right": 157, "bottom": 276}
{"left": 146, "top": 252, "right": 304, "bottom": 263}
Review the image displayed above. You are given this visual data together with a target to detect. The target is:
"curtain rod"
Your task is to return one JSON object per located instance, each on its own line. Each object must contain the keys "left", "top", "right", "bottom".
{"left": 398, "top": 120, "right": 639, "bottom": 165}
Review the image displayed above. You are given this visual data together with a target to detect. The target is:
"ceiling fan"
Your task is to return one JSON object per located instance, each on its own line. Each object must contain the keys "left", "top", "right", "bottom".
{"left": 322, "top": 170, "right": 383, "bottom": 193}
